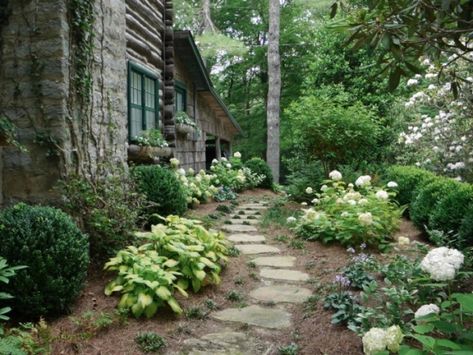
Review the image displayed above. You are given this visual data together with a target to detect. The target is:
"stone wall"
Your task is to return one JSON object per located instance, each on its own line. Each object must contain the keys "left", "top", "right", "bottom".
{"left": 0, "top": 0, "right": 128, "bottom": 206}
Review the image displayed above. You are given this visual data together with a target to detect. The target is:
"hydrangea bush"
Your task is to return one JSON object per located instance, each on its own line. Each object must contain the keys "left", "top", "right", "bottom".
{"left": 292, "top": 171, "right": 403, "bottom": 250}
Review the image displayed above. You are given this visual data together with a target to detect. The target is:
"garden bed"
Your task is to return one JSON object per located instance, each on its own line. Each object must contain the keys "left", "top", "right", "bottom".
{"left": 47, "top": 192, "right": 426, "bottom": 354}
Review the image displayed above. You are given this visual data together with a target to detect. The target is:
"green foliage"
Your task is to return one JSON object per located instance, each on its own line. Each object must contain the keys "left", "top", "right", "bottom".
{"left": 104, "top": 216, "right": 228, "bottom": 318}
{"left": 0, "top": 203, "right": 89, "bottom": 319}
{"left": 171, "top": 164, "right": 218, "bottom": 207}
{"left": 286, "top": 92, "right": 381, "bottom": 172}
{"left": 132, "top": 165, "right": 187, "bottom": 217}
{"left": 225, "top": 290, "right": 243, "bottom": 302}
{"left": 134, "top": 331, "right": 166, "bottom": 353}
{"left": 400, "top": 293, "right": 473, "bottom": 354}
{"left": 175, "top": 111, "right": 197, "bottom": 128}
{"left": 58, "top": 165, "right": 145, "bottom": 259}
{"left": 69, "top": 311, "right": 122, "bottom": 339}
{"left": 0, "top": 321, "right": 51, "bottom": 355}
{"left": 243, "top": 158, "right": 273, "bottom": 189}
{"left": 129, "top": 129, "right": 169, "bottom": 148}
{"left": 410, "top": 179, "right": 459, "bottom": 229}
{"left": 214, "top": 187, "right": 237, "bottom": 202}
{"left": 324, "top": 291, "right": 363, "bottom": 326}
{"left": 0, "top": 258, "right": 26, "bottom": 333}
{"left": 285, "top": 160, "right": 326, "bottom": 201}
{"left": 0, "top": 117, "right": 25, "bottom": 151}
{"left": 294, "top": 179, "right": 402, "bottom": 250}
{"left": 459, "top": 206, "right": 473, "bottom": 247}
{"left": 278, "top": 343, "right": 299, "bottom": 355}
{"left": 429, "top": 184, "right": 473, "bottom": 235}
{"left": 384, "top": 166, "right": 437, "bottom": 206}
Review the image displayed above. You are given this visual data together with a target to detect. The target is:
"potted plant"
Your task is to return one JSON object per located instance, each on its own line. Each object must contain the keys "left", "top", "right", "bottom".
{"left": 128, "top": 129, "right": 172, "bottom": 163}
{"left": 175, "top": 112, "right": 197, "bottom": 136}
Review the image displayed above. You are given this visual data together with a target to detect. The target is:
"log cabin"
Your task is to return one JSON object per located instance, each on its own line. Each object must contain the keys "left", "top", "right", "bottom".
{"left": 0, "top": 0, "right": 240, "bottom": 206}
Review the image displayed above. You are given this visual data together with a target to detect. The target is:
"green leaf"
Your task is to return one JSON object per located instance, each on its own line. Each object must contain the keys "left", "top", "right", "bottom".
{"left": 143, "top": 302, "right": 158, "bottom": 318}
{"left": 435, "top": 339, "right": 461, "bottom": 350}
{"left": 156, "top": 286, "right": 171, "bottom": 301}
{"left": 413, "top": 335, "right": 436, "bottom": 350}
{"left": 138, "top": 292, "right": 153, "bottom": 308}
{"left": 167, "top": 297, "right": 183, "bottom": 314}
{"left": 413, "top": 324, "right": 435, "bottom": 334}
{"left": 454, "top": 293, "right": 473, "bottom": 313}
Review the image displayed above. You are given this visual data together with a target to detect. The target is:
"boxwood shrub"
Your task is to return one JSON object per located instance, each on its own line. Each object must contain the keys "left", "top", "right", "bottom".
{"left": 0, "top": 203, "right": 89, "bottom": 319}
{"left": 132, "top": 165, "right": 187, "bottom": 217}
{"left": 244, "top": 158, "right": 273, "bottom": 189}
{"left": 459, "top": 206, "right": 473, "bottom": 246}
{"left": 384, "top": 166, "right": 437, "bottom": 206}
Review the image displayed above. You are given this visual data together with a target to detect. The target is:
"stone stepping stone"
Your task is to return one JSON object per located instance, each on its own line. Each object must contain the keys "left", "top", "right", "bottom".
{"left": 260, "top": 268, "right": 310, "bottom": 282}
{"left": 231, "top": 214, "right": 261, "bottom": 220}
{"left": 211, "top": 305, "right": 291, "bottom": 329}
{"left": 228, "top": 234, "right": 266, "bottom": 243}
{"left": 181, "top": 331, "right": 262, "bottom": 355}
{"left": 235, "top": 244, "right": 280, "bottom": 255}
{"left": 252, "top": 256, "right": 296, "bottom": 268}
{"left": 229, "top": 219, "right": 259, "bottom": 225}
{"left": 222, "top": 224, "right": 258, "bottom": 233}
{"left": 234, "top": 209, "right": 261, "bottom": 216}
{"left": 242, "top": 205, "right": 266, "bottom": 210}
{"left": 250, "top": 285, "right": 312, "bottom": 304}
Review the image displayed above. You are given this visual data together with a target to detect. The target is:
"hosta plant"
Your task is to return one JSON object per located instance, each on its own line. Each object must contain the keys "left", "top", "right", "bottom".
{"left": 104, "top": 216, "right": 228, "bottom": 318}
{"left": 293, "top": 171, "right": 403, "bottom": 250}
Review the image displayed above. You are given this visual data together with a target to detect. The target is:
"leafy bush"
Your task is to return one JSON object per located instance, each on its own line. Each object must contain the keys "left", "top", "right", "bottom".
{"left": 104, "top": 216, "right": 228, "bottom": 317}
{"left": 410, "top": 179, "right": 458, "bottom": 229}
{"left": 0, "top": 258, "right": 26, "bottom": 329}
{"left": 135, "top": 331, "right": 166, "bottom": 353}
{"left": 429, "top": 183, "right": 473, "bottom": 235}
{"left": 210, "top": 157, "right": 246, "bottom": 191}
{"left": 0, "top": 203, "right": 89, "bottom": 319}
{"left": 132, "top": 165, "right": 187, "bottom": 217}
{"left": 244, "top": 157, "right": 273, "bottom": 189}
{"left": 214, "top": 186, "right": 237, "bottom": 202}
{"left": 384, "top": 165, "right": 437, "bottom": 206}
{"left": 459, "top": 206, "right": 473, "bottom": 247}
{"left": 293, "top": 172, "right": 402, "bottom": 250}
{"left": 285, "top": 160, "right": 325, "bottom": 202}
{"left": 58, "top": 164, "right": 145, "bottom": 258}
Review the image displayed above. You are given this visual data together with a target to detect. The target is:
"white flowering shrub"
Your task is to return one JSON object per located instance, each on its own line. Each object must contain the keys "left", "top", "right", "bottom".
{"left": 396, "top": 51, "right": 473, "bottom": 182}
{"left": 362, "top": 325, "right": 403, "bottom": 355}
{"left": 293, "top": 172, "right": 403, "bottom": 250}
{"left": 420, "top": 247, "right": 464, "bottom": 281}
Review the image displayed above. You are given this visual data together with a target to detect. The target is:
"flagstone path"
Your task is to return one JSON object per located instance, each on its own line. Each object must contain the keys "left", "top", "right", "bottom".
{"left": 179, "top": 200, "right": 313, "bottom": 354}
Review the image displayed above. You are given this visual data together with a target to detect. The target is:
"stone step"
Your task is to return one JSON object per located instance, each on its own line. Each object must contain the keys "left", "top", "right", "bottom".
{"left": 228, "top": 219, "right": 259, "bottom": 225}
{"left": 231, "top": 214, "right": 261, "bottom": 220}
{"left": 228, "top": 234, "right": 266, "bottom": 243}
{"left": 211, "top": 305, "right": 291, "bottom": 329}
{"left": 222, "top": 225, "right": 258, "bottom": 233}
{"left": 259, "top": 268, "right": 310, "bottom": 282}
{"left": 250, "top": 285, "right": 312, "bottom": 304}
{"left": 235, "top": 244, "right": 280, "bottom": 255}
{"left": 252, "top": 256, "right": 296, "bottom": 268}
{"left": 233, "top": 209, "right": 261, "bottom": 216}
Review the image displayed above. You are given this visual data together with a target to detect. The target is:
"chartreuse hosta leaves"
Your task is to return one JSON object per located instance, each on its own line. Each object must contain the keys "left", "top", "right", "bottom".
{"left": 104, "top": 216, "right": 228, "bottom": 318}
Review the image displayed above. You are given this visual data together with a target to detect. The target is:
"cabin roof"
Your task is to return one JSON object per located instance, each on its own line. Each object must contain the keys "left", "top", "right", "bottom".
{"left": 174, "top": 30, "right": 242, "bottom": 134}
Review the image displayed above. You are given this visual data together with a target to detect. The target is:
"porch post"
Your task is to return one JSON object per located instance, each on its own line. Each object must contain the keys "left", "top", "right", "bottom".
{"left": 216, "top": 137, "right": 221, "bottom": 159}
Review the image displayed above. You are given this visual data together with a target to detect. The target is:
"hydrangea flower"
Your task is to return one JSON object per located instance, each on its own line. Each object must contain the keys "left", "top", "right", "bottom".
{"left": 301, "top": 202, "right": 308, "bottom": 206}
{"left": 415, "top": 304, "right": 440, "bottom": 319}
{"left": 286, "top": 216, "right": 297, "bottom": 224}
{"left": 358, "top": 198, "right": 369, "bottom": 205}
{"left": 362, "top": 328, "right": 387, "bottom": 355}
{"left": 355, "top": 175, "right": 372, "bottom": 187}
{"left": 170, "top": 158, "right": 180, "bottom": 168}
{"left": 233, "top": 151, "right": 242, "bottom": 159}
{"left": 305, "top": 187, "right": 313, "bottom": 194}
{"left": 385, "top": 325, "right": 404, "bottom": 353}
{"left": 226, "top": 163, "right": 232, "bottom": 169}
{"left": 420, "top": 247, "right": 464, "bottom": 281}
{"left": 375, "top": 190, "right": 389, "bottom": 200}
{"left": 177, "top": 168, "right": 186, "bottom": 176}
{"left": 387, "top": 181, "right": 398, "bottom": 188}
{"left": 329, "top": 170, "right": 342, "bottom": 181}
{"left": 311, "top": 198, "right": 320, "bottom": 205}
{"left": 321, "top": 185, "right": 328, "bottom": 192}
{"left": 358, "top": 212, "right": 373, "bottom": 226}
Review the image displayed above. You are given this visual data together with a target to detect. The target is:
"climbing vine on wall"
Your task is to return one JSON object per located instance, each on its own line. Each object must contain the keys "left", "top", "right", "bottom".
{"left": 69, "top": 0, "right": 95, "bottom": 103}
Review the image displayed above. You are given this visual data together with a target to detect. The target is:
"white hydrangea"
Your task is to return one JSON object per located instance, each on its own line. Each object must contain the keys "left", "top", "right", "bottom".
{"left": 341, "top": 212, "right": 350, "bottom": 217}
{"left": 362, "top": 328, "right": 387, "bottom": 355}
{"left": 286, "top": 216, "right": 297, "bottom": 224}
{"left": 233, "top": 151, "right": 242, "bottom": 159}
{"left": 387, "top": 181, "right": 398, "bottom": 188}
{"left": 220, "top": 157, "right": 228, "bottom": 162}
{"left": 305, "top": 187, "right": 313, "bottom": 194}
{"left": 301, "top": 202, "right": 308, "bottom": 206}
{"left": 362, "top": 326, "right": 403, "bottom": 355}
{"left": 329, "top": 170, "right": 343, "bottom": 181}
{"left": 170, "top": 158, "right": 180, "bottom": 168}
{"left": 358, "top": 198, "right": 369, "bottom": 205}
{"left": 212, "top": 159, "right": 219, "bottom": 165}
{"left": 355, "top": 175, "right": 372, "bottom": 187}
{"left": 311, "top": 198, "right": 320, "bottom": 205}
{"left": 407, "top": 78, "right": 419, "bottom": 86}
{"left": 358, "top": 212, "right": 373, "bottom": 226}
{"left": 347, "top": 199, "right": 357, "bottom": 206}
{"left": 188, "top": 168, "right": 195, "bottom": 176}
{"left": 375, "top": 190, "right": 389, "bottom": 200}
{"left": 226, "top": 163, "right": 232, "bottom": 169}
{"left": 177, "top": 168, "right": 186, "bottom": 176}
{"left": 420, "top": 247, "right": 464, "bottom": 281}
{"left": 320, "top": 185, "right": 328, "bottom": 192}
{"left": 415, "top": 304, "right": 440, "bottom": 319}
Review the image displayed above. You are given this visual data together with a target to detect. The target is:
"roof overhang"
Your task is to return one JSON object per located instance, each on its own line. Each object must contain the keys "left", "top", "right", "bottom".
{"left": 174, "top": 30, "right": 242, "bottom": 134}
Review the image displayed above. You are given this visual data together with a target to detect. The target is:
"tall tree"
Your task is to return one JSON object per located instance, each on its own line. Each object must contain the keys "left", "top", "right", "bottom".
{"left": 267, "top": 0, "right": 281, "bottom": 183}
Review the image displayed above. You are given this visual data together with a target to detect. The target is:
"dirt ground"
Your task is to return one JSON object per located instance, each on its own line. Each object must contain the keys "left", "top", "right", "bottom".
{"left": 48, "top": 190, "right": 425, "bottom": 355}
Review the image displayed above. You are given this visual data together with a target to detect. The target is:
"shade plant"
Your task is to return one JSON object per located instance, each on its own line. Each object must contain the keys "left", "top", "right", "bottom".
{"left": 292, "top": 171, "right": 403, "bottom": 250}
{"left": 104, "top": 216, "right": 228, "bottom": 317}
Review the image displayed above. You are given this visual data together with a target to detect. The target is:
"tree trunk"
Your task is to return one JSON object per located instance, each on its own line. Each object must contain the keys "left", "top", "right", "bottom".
{"left": 266, "top": 0, "right": 281, "bottom": 183}
{"left": 200, "top": 0, "right": 216, "bottom": 34}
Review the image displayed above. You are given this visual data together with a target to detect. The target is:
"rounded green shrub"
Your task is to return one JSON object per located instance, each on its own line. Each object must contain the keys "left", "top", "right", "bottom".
{"left": 244, "top": 158, "right": 273, "bottom": 189}
{"left": 429, "top": 183, "right": 473, "bottom": 234}
{"left": 0, "top": 203, "right": 89, "bottom": 319}
{"left": 132, "top": 165, "right": 187, "bottom": 216}
{"left": 410, "top": 179, "right": 458, "bottom": 229}
{"left": 384, "top": 166, "right": 437, "bottom": 206}
{"left": 459, "top": 206, "right": 473, "bottom": 246}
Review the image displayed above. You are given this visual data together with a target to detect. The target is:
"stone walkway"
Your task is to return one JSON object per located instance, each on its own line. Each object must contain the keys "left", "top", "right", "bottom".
{"left": 179, "top": 200, "right": 312, "bottom": 354}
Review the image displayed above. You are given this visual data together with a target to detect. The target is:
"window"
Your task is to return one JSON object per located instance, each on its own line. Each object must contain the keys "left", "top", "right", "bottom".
{"left": 128, "top": 62, "right": 159, "bottom": 139}
{"left": 175, "top": 82, "right": 187, "bottom": 113}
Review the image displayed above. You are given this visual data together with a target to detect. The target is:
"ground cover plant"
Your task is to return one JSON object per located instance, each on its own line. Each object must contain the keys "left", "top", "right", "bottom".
{"left": 104, "top": 216, "right": 228, "bottom": 317}
{"left": 291, "top": 171, "right": 403, "bottom": 250}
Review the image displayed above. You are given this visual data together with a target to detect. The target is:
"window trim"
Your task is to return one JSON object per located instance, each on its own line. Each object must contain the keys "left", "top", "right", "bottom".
{"left": 175, "top": 80, "right": 187, "bottom": 113}
{"left": 127, "top": 61, "right": 160, "bottom": 140}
